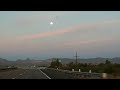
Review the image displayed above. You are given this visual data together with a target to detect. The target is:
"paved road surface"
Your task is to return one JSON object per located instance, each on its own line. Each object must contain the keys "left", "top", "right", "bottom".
{"left": 0, "top": 69, "right": 51, "bottom": 79}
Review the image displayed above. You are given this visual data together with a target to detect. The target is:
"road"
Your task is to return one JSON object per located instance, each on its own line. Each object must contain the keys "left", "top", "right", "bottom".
{"left": 0, "top": 68, "right": 51, "bottom": 79}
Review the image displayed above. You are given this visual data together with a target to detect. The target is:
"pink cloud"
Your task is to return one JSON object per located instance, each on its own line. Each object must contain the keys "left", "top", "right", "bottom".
{"left": 52, "top": 38, "right": 114, "bottom": 52}
{"left": 61, "top": 39, "right": 113, "bottom": 47}
{"left": 17, "top": 19, "right": 120, "bottom": 41}
{"left": 17, "top": 25, "right": 80, "bottom": 40}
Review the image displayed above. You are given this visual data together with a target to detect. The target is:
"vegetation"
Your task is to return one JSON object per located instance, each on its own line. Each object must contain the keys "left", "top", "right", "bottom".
{"left": 49, "top": 58, "right": 62, "bottom": 69}
{"left": 49, "top": 59, "right": 120, "bottom": 77}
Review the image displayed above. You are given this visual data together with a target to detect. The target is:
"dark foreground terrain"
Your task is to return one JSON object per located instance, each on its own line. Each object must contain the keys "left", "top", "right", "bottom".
{"left": 41, "top": 69, "right": 76, "bottom": 79}
{"left": 1, "top": 67, "right": 118, "bottom": 79}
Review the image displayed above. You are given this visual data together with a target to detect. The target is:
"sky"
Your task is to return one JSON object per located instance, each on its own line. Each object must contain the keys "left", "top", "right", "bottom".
{"left": 0, "top": 11, "right": 120, "bottom": 61}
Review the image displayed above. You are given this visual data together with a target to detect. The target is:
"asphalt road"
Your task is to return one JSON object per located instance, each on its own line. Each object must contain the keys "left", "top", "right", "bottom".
{"left": 0, "top": 68, "right": 51, "bottom": 79}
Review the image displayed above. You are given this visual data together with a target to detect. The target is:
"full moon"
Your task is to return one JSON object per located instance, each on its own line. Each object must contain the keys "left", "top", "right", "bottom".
{"left": 50, "top": 22, "right": 53, "bottom": 25}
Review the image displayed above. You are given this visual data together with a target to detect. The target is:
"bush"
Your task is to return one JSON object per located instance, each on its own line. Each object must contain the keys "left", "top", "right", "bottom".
{"left": 49, "top": 58, "right": 62, "bottom": 69}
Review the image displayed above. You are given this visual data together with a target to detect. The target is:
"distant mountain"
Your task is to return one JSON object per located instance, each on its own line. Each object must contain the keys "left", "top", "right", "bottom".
{"left": 0, "top": 58, "right": 11, "bottom": 65}
{"left": 0, "top": 57, "right": 120, "bottom": 65}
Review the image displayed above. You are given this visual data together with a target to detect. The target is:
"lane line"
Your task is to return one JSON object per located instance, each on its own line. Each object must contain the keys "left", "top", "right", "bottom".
{"left": 39, "top": 69, "right": 51, "bottom": 79}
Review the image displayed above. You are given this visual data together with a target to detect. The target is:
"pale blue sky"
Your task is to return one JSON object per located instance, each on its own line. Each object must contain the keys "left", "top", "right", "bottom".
{"left": 0, "top": 11, "right": 120, "bottom": 60}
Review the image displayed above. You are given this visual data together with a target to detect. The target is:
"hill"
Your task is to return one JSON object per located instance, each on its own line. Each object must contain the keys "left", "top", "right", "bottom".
{"left": 0, "top": 57, "right": 120, "bottom": 65}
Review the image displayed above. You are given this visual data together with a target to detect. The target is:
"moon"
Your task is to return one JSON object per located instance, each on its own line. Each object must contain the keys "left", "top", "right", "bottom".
{"left": 49, "top": 16, "right": 58, "bottom": 26}
{"left": 50, "top": 22, "right": 53, "bottom": 25}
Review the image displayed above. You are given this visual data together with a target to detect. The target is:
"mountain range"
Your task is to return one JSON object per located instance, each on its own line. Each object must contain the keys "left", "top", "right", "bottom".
{"left": 0, "top": 57, "right": 120, "bottom": 66}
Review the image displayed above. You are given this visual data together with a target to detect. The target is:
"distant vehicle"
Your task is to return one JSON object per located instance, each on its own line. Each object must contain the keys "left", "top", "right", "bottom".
{"left": 7, "top": 66, "right": 17, "bottom": 69}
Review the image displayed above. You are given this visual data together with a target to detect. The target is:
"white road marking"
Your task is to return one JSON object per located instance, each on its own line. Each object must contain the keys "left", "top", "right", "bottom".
{"left": 39, "top": 69, "right": 51, "bottom": 79}
{"left": 12, "top": 70, "right": 27, "bottom": 79}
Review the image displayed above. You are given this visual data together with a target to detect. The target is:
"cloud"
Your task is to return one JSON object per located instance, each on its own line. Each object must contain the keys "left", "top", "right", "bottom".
{"left": 61, "top": 39, "right": 113, "bottom": 47}
{"left": 17, "top": 25, "right": 80, "bottom": 40}
{"left": 17, "top": 19, "right": 120, "bottom": 41}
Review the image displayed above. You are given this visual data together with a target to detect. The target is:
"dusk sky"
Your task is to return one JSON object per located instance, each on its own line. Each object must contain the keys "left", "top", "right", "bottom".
{"left": 0, "top": 11, "right": 120, "bottom": 61}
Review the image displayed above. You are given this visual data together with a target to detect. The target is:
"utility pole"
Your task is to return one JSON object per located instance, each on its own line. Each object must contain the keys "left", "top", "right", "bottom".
{"left": 74, "top": 51, "right": 79, "bottom": 65}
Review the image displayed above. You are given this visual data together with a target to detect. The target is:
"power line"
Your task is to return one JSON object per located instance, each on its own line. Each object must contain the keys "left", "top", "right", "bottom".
{"left": 74, "top": 51, "right": 79, "bottom": 65}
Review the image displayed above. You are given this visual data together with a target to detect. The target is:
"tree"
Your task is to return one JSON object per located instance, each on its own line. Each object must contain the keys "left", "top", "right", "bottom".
{"left": 26, "top": 58, "right": 31, "bottom": 61}
{"left": 98, "top": 63, "right": 104, "bottom": 66}
{"left": 104, "top": 65, "right": 114, "bottom": 73}
{"left": 49, "top": 58, "right": 62, "bottom": 68}
{"left": 105, "top": 60, "right": 111, "bottom": 65}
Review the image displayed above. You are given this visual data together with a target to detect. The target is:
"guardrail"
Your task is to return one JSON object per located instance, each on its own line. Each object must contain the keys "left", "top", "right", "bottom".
{"left": 46, "top": 68, "right": 107, "bottom": 79}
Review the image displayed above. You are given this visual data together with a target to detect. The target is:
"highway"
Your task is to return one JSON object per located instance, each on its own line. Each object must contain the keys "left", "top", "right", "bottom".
{"left": 0, "top": 68, "right": 51, "bottom": 79}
